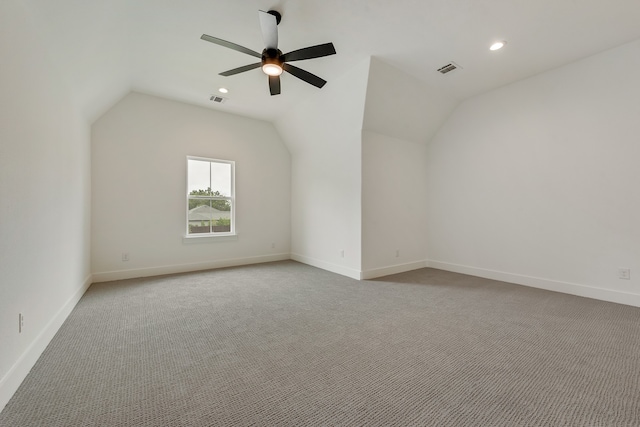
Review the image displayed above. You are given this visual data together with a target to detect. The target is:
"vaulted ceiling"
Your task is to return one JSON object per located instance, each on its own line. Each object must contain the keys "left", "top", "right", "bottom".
{"left": 22, "top": 0, "right": 640, "bottom": 123}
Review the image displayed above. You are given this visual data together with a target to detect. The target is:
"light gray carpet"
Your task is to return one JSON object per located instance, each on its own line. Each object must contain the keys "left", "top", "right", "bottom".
{"left": 1, "top": 261, "right": 639, "bottom": 426}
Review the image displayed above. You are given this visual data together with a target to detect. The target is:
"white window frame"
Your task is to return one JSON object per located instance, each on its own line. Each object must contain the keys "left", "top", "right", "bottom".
{"left": 185, "top": 156, "right": 236, "bottom": 238}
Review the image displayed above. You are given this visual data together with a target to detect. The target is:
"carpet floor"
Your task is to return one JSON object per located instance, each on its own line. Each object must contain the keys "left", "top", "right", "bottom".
{"left": 1, "top": 261, "right": 639, "bottom": 426}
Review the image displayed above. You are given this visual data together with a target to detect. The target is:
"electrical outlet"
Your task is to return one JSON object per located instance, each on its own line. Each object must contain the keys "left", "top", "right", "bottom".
{"left": 340, "top": 249, "right": 345, "bottom": 258}
{"left": 618, "top": 268, "right": 631, "bottom": 280}
{"left": 395, "top": 249, "right": 400, "bottom": 258}
{"left": 122, "top": 252, "right": 130, "bottom": 262}
{"left": 18, "top": 313, "right": 24, "bottom": 333}
{"left": 271, "top": 242, "right": 275, "bottom": 249}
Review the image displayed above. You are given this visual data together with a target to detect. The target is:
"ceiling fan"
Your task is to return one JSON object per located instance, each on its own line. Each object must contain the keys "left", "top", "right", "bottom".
{"left": 201, "top": 10, "right": 336, "bottom": 96}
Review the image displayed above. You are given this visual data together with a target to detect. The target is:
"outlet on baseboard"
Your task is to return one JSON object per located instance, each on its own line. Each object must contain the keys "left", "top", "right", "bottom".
{"left": 18, "top": 313, "right": 24, "bottom": 333}
{"left": 122, "top": 252, "right": 130, "bottom": 262}
{"left": 340, "top": 249, "right": 345, "bottom": 258}
{"left": 618, "top": 268, "right": 631, "bottom": 280}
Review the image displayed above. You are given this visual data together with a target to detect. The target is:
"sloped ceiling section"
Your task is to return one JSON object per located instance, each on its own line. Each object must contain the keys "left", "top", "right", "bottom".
{"left": 23, "top": 0, "right": 132, "bottom": 123}
{"left": 275, "top": 57, "right": 370, "bottom": 154}
{"left": 363, "top": 57, "right": 459, "bottom": 144}
{"left": 20, "top": 0, "right": 640, "bottom": 125}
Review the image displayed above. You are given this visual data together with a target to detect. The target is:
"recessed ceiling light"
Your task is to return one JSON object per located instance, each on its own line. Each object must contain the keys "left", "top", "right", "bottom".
{"left": 490, "top": 41, "right": 506, "bottom": 51}
{"left": 218, "top": 87, "right": 229, "bottom": 94}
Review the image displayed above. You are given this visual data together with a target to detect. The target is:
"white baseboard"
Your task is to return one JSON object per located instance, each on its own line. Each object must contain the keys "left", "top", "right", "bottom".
{"left": 291, "top": 253, "right": 362, "bottom": 280}
{"left": 92, "top": 253, "right": 290, "bottom": 283}
{"left": 361, "top": 261, "right": 428, "bottom": 280}
{"left": 0, "top": 274, "right": 93, "bottom": 412}
{"left": 426, "top": 259, "right": 640, "bottom": 308}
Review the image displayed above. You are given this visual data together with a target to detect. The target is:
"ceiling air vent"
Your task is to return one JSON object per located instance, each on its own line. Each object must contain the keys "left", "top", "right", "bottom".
{"left": 437, "top": 62, "right": 462, "bottom": 75}
{"left": 209, "top": 95, "right": 227, "bottom": 103}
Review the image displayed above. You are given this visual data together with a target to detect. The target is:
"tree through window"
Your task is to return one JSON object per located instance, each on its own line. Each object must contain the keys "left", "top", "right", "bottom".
{"left": 187, "top": 157, "right": 235, "bottom": 235}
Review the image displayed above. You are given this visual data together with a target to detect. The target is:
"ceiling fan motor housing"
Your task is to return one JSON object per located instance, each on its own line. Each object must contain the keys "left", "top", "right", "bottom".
{"left": 267, "top": 10, "right": 282, "bottom": 25}
{"left": 262, "top": 48, "right": 283, "bottom": 67}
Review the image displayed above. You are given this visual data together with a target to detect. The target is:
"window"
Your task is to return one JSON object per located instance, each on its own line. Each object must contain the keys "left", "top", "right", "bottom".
{"left": 186, "top": 156, "right": 235, "bottom": 236}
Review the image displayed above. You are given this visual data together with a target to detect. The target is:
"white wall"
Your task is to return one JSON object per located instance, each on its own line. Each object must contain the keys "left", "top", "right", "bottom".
{"left": 91, "top": 92, "right": 291, "bottom": 281}
{"left": 361, "top": 131, "right": 428, "bottom": 278}
{"left": 0, "top": 0, "right": 92, "bottom": 410}
{"left": 274, "top": 59, "right": 370, "bottom": 279}
{"left": 360, "top": 58, "right": 458, "bottom": 278}
{"left": 426, "top": 39, "right": 640, "bottom": 306}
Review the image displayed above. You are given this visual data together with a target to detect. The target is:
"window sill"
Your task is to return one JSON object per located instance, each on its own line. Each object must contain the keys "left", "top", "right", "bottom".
{"left": 183, "top": 233, "right": 238, "bottom": 244}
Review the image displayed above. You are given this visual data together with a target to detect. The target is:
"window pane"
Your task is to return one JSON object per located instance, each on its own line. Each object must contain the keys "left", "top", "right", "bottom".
{"left": 210, "top": 198, "right": 231, "bottom": 212}
{"left": 210, "top": 162, "right": 231, "bottom": 197}
{"left": 212, "top": 214, "right": 232, "bottom": 233}
{"left": 187, "top": 199, "right": 212, "bottom": 234}
{"left": 188, "top": 197, "right": 211, "bottom": 211}
{"left": 187, "top": 157, "right": 234, "bottom": 235}
{"left": 188, "top": 159, "right": 211, "bottom": 195}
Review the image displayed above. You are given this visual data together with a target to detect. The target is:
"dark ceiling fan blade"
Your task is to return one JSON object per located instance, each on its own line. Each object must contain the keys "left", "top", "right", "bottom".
{"left": 200, "top": 34, "right": 261, "bottom": 58}
{"left": 282, "top": 43, "right": 336, "bottom": 62}
{"left": 258, "top": 10, "right": 278, "bottom": 50}
{"left": 283, "top": 63, "right": 327, "bottom": 88}
{"left": 269, "top": 75, "right": 281, "bottom": 96}
{"left": 219, "top": 62, "right": 262, "bottom": 76}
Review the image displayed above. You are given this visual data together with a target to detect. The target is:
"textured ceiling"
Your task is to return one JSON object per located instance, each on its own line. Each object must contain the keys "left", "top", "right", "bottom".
{"left": 23, "top": 0, "right": 640, "bottom": 122}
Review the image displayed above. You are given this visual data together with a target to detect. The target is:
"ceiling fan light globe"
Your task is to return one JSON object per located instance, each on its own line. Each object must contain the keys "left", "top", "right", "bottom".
{"left": 262, "top": 63, "right": 283, "bottom": 76}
